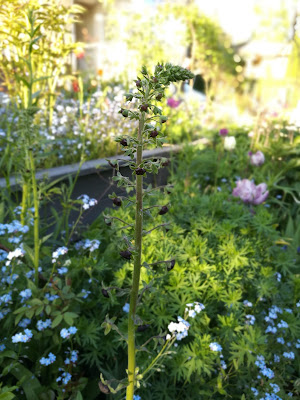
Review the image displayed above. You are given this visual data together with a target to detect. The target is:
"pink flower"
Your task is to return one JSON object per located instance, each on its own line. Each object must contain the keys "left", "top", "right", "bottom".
{"left": 219, "top": 128, "right": 228, "bottom": 136}
{"left": 167, "top": 98, "right": 181, "bottom": 108}
{"left": 249, "top": 150, "right": 265, "bottom": 166}
{"left": 232, "top": 179, "right": 269, "bottom": 205}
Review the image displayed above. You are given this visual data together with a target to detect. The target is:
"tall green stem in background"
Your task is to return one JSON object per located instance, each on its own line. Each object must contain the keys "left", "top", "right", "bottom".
{"left": 101, "top": 64, "right": 194, "bottom": 399}
{"left": 29, "top": 149, "right": 40, "bottom": 284}
{"left": 126, "top": 111, "right": 145, "bottom": 400}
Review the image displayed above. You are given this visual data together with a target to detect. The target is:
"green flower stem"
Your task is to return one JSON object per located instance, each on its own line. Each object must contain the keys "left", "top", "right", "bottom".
{"left": 20, "top": 182, "right": 28, "bottom": 226}
{"left": 29, "top": 149, "right": 40, "bottom": 284}
{"left": 126, "top": 111, "right": 146, "bottom": 400}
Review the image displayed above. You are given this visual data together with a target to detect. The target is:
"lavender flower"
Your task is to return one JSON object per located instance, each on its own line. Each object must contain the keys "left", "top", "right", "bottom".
{"left": 232, "top": 179, "right": 269, "bottom": 205}
{"left": 249, "top": 150, "right": 265, "bottom": 166}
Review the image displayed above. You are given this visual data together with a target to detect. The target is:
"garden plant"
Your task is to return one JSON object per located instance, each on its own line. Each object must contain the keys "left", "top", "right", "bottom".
{"left": 0, "top": 1, "right": 300, "bottom": 400}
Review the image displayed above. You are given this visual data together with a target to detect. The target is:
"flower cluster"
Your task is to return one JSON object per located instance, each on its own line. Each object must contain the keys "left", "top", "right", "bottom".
{"left": 37, "top": 319, "right": 52, "bottom": 331}
{"left": 77, "top": 194, "right": 98, "bottom": 210}
{"left": 74, "top": 239, "right": 100, "bottom": 252}
{"left": 40, "top": 352, "right": 56, "bottom": 366}
{"left": 60, "top": 326, "right": 77, "bottom": 339}
{"left": 52, "top": 246, "right": 68, "bottom": 263}
{"left": 19, "top": 318, "right": 31, "bottom": 328}
{"left": 185, "top": 302, "right": 205, "bottom": 318}
{"left": 56, "top": 369, "right": 72, "bottom": 385}
{"left": 19, "top": 288, "right": 32, "bottom": 302}
{"left": 12, "top": 329, "right": 33, "bottom": 343}
{"left": 6, "top": 247, "right": 25, "bottom": 266}
{"left": 168, "top": 316, "right": 190, "bottom": 341}
{"left": 64, "top": 350, "right": 78, "bottom": 365}
{"left": 245, "top": 314, "right": 255, "bottom": 325}
{"left": 232, "top": 179, "right": 269, "bottom": 205}
{"left": 209, "top": 342, "right": 222, "bottom": 352}
{"left": 255, "top": 355, "right": 274, "bottom": 379}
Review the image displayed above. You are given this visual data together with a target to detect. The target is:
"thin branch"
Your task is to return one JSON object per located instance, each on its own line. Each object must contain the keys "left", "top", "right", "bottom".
{"left": 140, "top": 334, "right": 166, "bottom": 349}
{"left": 105, "top": 215, "right": 133, "bottom": 227}
{"left": 143, "top": 222, "right": 171, "bottom": 235}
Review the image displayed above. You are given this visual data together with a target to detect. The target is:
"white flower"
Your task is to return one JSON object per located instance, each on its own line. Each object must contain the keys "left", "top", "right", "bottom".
{"left": 224, "top": 136, "right": 236, "bottom": 151}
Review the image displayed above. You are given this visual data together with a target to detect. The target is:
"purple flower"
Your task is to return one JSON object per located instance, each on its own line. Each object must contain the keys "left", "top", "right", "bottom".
{"left": 219, "top": 128, "right": 228, "bottom": 136}
{"left": 232, "top": 179, "right": 269, "bottom": 205}
{"left": 167, "top": 98, "right": 181, "bottom": 108}
{"left": 249, "top": 150, "right": 265, "bottom": 166}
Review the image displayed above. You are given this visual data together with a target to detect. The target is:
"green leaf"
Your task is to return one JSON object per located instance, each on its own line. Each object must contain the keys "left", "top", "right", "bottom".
{"left": 74, "top": 392, "right": 83, "bottom": 400}
{"left": 51, "top": 314, "right": 63, "bottom": 328}
{"left": 45, "top": 305, "right": 51, "bottom": 315}
{"left": 63, "top": 313, "right": 73, "bottom": 326}
{"left": 9, "top": 363, "right": 41, "bottom": 400}
{"left": 0, "top": 393, "right": 15, "bottom": 400}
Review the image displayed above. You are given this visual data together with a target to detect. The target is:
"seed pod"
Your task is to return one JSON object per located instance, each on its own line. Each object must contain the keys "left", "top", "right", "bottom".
{"left": 137, "top": 324, "right": 150, "bottom": 332}
{"left": 150, "top": 129, "right": 158, "bottom": 138}
{"left": 108, "top": 160, "right": 117, "bottom": 169}
{"left": 120, "top": 138, "right": 128, "bottom": 146}
{"left": 112, "top": 197, "right": 122, "bottom": 207}
{"left": 167, "top": 259, "right": 176, "bottom": 271}
{"left": 156, "top": 93, "right": 163, "bottom": 101}
{"left": 160, "top": 116, "right": 167, "bottom": 124}
{"left": 135, "top": 168, "right": 146, "bottom": 175}
{"left": 121, "top": 109, "right": 129, "bottom": 117}
{"left": 102, "top": 288, "right": 109, "bottom": 298}
{"left": 120, "top": 250, "right": 132, "bottom": 260}
{"left": 159, "top": 205, "right": 169, "bottom": 215}
{"left": 98, "top": 381, "right": 110, "bottom": 394}
{"left": 140, "top": 103, "right": 149, "bottom": 112}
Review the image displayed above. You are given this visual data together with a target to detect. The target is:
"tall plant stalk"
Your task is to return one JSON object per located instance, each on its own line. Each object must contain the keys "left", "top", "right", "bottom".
{"left": 101, "top": 63, "right": 194, "bottom": 400}
{"left": 126, "top": 112, "right": 145, "bottom": 399}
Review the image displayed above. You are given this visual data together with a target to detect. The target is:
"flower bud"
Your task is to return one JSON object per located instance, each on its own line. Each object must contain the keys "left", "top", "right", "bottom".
{"left": 108, "top": 160, "right": 117, "bottom": 169}
{"left": 162, "top": 159, "right": 170, "bottom": 167}
{"left": 98, "top": 382, "right": 110, "bottom": 394}
{"left": 152, "top": 76, "right": 158, "bottom": 83}
{"left": 121, "top": 109, "right": 129, "bottom": 117}
{"left": 156, "top": 93, "right": 163, "bottom": 101}
{"left": 125, "top": 93, "right": 133, "bottom": 101}
{"left": 224, "top": 136, "right": 236, "bottom": 151}
{"left": 120, "top": 250, "right": 132, "bottom": 260}
{"left": 135, "top": 168, "right": 146, "bottom": 175}
{"left": 249, "top": 150, "right": 265, "bottom": 166}
{"left": 219, "top": 128, "right": 228, "bottom": 136}
{"left": 102, "top": 288, "right": 109, "bottom": 298}
{"left": 140, "top": 103, "right": 149, "bottom": 112}
{"left": 112, "top": 197, "right": 122, "bottom": 207}
{"left": 160, "top": 116, "right": 167, "bottom": 124}
{"left": 150, "top": 129, "right": 158, "bottom": 138}
{"left": 167, "top": 259, "right": 176, "bottom": 271}
{"left": 135, "top": 80, "right": 142, "bottom": 88}
{"left": 159, "top": 205, "right": 169, "bottom": 215}
{"left": 120, "top": 139, "right": 128, "bottom": 146}
{"left": 137, "top": 324, "right": 150, "bottom": 332}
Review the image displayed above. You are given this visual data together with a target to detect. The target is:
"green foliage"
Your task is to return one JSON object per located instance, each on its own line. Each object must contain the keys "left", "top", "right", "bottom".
{"left": 0, "top": 0, "right": 84, "bottom": 109}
